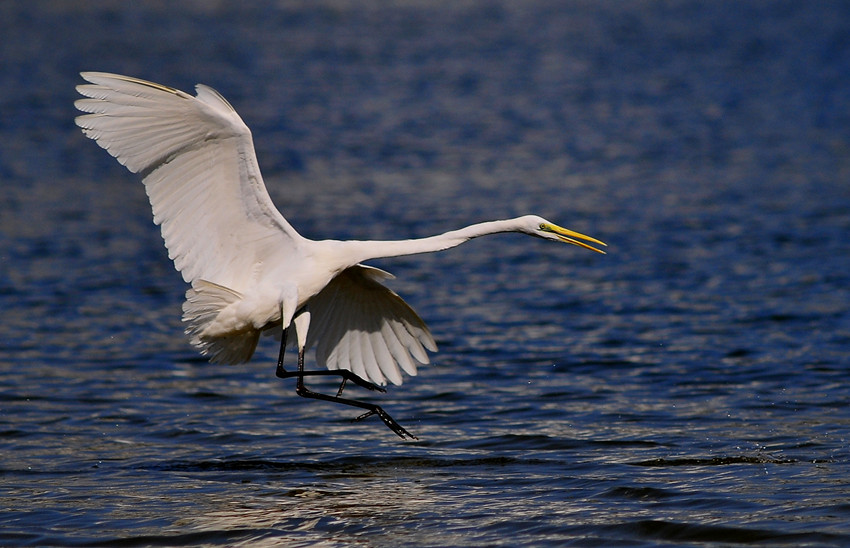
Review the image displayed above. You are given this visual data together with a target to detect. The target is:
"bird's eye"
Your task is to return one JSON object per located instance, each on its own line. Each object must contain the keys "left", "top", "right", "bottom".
{"left": 539, "top": 223, "right": 547, "bottom": 231}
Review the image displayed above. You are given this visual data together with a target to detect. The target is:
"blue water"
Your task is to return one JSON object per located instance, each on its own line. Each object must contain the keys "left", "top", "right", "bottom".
{"left": 3, "top": 1, "right": 850, "bottom": 545}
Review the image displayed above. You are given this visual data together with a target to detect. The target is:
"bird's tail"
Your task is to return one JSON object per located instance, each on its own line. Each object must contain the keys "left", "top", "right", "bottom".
{"left": 182, "top": 280, "right": 260, "bottom": 364}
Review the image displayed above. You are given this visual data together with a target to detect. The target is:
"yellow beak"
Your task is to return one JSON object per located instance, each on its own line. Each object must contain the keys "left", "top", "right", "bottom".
{"left": 542, "top": 223, "right": 607, "bottom": 254}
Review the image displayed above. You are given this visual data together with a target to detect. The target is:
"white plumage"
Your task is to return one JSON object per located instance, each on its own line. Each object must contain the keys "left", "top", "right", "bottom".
{"left": 75, "top": 72, "right": 605, "bottom": 438}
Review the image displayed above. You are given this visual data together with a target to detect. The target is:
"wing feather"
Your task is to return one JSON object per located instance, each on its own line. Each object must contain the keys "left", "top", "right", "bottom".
{"left": 370, "top": 329, "right": 403, "bottom": 386}
{"left": 75, "top": 72, "right": 301, "bottom": 289}
{"left": 360, "top": 329, "right": 380, "bottom": 386}
{"left": 383, "top": 319, "right": 419, "bottom": 377}
{"left": 347, "top": 327, "right": 367, "bottom": 382}
{"left": 306, "top": 265, "right": 436, "bottom": 386}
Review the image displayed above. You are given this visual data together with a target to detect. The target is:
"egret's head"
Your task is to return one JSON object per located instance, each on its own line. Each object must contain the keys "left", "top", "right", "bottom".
{"left": 522, "top": 215, "right": 606, "bottom": 254}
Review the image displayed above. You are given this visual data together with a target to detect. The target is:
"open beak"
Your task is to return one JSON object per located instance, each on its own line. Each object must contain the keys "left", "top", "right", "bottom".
{"left": 543, "top": 223, "right": 607, "bottom": 254}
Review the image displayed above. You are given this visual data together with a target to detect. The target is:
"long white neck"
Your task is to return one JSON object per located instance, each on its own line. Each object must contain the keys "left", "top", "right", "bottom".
{"left": 340, "top": 218, "right": 527, "bottom": 265}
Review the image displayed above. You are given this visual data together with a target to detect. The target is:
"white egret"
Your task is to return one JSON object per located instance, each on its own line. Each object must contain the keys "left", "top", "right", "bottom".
{"left": 75, "top": 72, "right": 605, "bottom": 439}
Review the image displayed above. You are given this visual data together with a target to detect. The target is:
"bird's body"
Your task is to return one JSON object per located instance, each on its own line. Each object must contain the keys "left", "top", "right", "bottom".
{"left": 75, "top": 72, "right": 605, "bottom": 439}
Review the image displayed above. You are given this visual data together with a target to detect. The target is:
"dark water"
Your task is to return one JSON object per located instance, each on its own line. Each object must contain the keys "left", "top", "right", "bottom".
{"left": 3, "top": 1, "right": 850, "bottom": 545}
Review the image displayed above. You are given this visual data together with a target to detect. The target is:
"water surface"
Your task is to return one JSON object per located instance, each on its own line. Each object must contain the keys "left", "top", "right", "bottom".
{"left": 2, "top": 1, "right": 850, "bottom": 545}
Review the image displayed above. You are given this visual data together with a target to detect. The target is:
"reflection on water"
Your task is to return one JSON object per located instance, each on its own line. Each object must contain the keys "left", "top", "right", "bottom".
{"left": 2, "top": 0, "right": 850, "bottom": 546}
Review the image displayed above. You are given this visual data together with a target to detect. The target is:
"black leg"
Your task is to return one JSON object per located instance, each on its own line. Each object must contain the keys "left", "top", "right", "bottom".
{"left": 275, "top": 328, "right": 417, "bottom": 440}
{"left": 274, "top": 326, "right": 289, "bottom": 377}
{"left": 275, "top": 329, "right": 385, "bottom": 393}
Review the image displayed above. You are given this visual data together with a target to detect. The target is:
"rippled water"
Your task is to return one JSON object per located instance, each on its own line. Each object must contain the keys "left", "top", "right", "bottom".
{"left": 2, "top": 1, "right": 850, "bottom": 545}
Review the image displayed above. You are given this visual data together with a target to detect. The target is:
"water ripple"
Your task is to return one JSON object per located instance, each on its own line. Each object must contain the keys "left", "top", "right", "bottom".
{"left": 2, "top": 1, "right": 850, "bottom": 546}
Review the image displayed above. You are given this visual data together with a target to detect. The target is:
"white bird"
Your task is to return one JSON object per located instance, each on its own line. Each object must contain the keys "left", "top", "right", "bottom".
{"left": 75, "top": 72, "right": 605, "bottom": 439}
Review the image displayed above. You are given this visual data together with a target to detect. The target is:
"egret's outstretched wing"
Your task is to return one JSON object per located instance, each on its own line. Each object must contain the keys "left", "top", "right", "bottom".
{"left": 305, "top": 265, "right": 437, "bottom": 386}
{"left": 75, "top": 72, "right": 300, "bottom": 288}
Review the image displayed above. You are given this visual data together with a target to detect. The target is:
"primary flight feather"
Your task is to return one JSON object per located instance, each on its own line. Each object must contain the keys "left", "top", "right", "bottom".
{"left": 75, "top": 72, "right": 605, "bottom": 439}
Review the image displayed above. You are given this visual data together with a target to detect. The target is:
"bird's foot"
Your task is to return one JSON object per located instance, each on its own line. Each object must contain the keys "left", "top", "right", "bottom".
{"left": 355, "top": 407, "right": 417, "bottom": 440}
{"left": 339, "top": 371, "right": 386, "bottom": 394}
{"left": 276, "top": 365, "right": 386, "bottom": 394}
